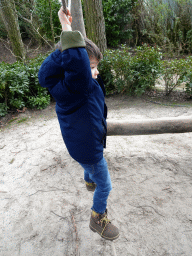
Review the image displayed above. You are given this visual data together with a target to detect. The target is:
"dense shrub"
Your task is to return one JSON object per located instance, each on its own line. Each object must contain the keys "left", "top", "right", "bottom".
{"left": 99, "top": 45, "right": 192, "bottom": 97}
{"left": 98, "top": 53, "right": 116, "bottom": 94}
{"left": 99, "top": 44, "right": 162, "bottom": 95}
{"left": 102, "top": 0, "right": 134, "bottom": 47}
{"left": 159, "top": 56, "right": 192, "bottom": 96}
{"left": 1, "top": 45, "right": 192, "bottom": 118}
{"left": 0, "top": 54, "right": 50, "bottom": 117}
{"left": 161, "top": 58, "right": 186, "bottom": 95}
{"left": 135, "top": 0, "right": 192, "bottom": 53}
{"left": 183, "top": 57, "right": 192, "bottom": 97}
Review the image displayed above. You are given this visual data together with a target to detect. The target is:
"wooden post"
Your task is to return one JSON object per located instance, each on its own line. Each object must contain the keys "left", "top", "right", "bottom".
{"left": 107, "top": 116, "right": 192, "bottom": 136}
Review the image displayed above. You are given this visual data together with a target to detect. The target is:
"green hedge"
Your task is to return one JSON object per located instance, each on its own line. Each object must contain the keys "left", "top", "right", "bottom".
{"left": 99, "top": 45, "right": 192, "bottom": 97}
{"left": 161, "top": 57, "right": 192, "bottom": 96}
{"left": 0, "top": 53, "right": 51, "bottom": 117}
{"left": 1, "top": 45, "right": 192, "bottom": 117}
{"left": 99, "top": 44, "right": 162, "bottom": 95}
{"left": 102, "top": 0, "right": 134, "bottom": 47}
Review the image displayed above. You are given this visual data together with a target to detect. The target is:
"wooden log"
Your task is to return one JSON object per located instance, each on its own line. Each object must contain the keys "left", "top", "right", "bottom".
{"left": 107, "top": 116, "right": 192, "bottom": 136}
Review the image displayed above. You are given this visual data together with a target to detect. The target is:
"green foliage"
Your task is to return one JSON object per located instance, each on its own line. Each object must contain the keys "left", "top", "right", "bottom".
{"left": 98, "top": 53, "right": 116, "bottom": 94}
{"left": 0, "top": 10, "right": 7, "bottom": 38}
{"left": 183, "top": 57, "right": 192, "bottom": 96}
{"left": 160, "top": 57, "right": 192, "bottom": 96}
{"left": 128, "top": 44, "right": 162, "bottom": 95}
{"left": 0, "top": 62, "right": 29, "bottom": 113}
{"left": 99, "top": 44, "right": 162, "bottom": 95}
{"left": 161, "top": 58, "right": 186, "bottom": 95}
{"left": 100, "top": 45, "right": 192, "bottom": 97}
{"left": 0, "top": 54, "right": 50, "bottom": 117}
{"left": 13, "top": 0, "right": 61, "bottom": 42}
{"left": 185, "top": 77, "right": 192, "bottom": 96}
{"left": 102, "top": 0, "right": 134, "bottom": 47}
{"left": 186, "top": 29, "right": 192, "bottom": 52}
{"left": 14, "top": 0, "right": 35, "bottom": 39}
{"left": 0, "top": 22, "right": 7, "bottom": 38}
{"left": 0, "top": 103, "right": 8, "bottom": 117}
{"left": 33, "top": 0, "right": 61, "bottom": 41}
{"left": 137, "top": 0, "right": 192, "bottom": 53}
{"left": 27, "top": 95, "right": 50, "bottom": 109}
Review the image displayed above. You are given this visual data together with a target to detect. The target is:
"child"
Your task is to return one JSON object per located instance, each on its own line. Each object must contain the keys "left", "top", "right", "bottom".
{"left": 38, "top": 7, "right": 119, "bottom": 241}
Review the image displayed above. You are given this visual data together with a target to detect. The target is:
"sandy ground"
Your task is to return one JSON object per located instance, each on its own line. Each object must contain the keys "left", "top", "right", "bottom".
{"left": 1, "top": 95, "right": 192, "bottom": 256}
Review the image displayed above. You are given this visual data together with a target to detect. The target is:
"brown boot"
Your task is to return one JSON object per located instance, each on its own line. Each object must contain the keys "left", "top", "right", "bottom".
{"left": 89, "top": 209, "right": 120, "bottom": 240}
{"left": 85, "top": 181, "right": 96, "bottom": 192}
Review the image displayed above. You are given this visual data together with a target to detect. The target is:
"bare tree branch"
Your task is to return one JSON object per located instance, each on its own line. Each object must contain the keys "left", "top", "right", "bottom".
{"left": 17, "top": 11, "right": 54, "bottom": 49}
{"left": 0, "top": 38, "right": 23, "bottom": 61}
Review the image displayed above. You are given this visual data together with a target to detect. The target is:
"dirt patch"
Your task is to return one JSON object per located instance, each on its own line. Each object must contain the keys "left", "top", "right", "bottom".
{"left": 0, "top": 101, "right": 57, "bottom": 131}
{"left": 1, "top": 95, "right": 192, "bottom": 255}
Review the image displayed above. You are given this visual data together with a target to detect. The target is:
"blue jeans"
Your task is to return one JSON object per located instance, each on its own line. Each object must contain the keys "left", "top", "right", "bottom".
{"left": 78, "top": 157, "right": 112, "bottom": 214}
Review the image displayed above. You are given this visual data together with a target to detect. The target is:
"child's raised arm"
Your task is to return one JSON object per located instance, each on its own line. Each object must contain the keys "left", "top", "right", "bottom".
{"left": 38, "top": 7, "right": 93, "bottom": 101}
{"left": 58, "top": 7, "right": 72, "bottom": 32}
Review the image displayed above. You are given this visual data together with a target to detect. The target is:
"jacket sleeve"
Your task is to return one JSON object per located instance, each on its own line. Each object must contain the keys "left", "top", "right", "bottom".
{"left": 38, "top": 31, "right": 92, "bottom": 96}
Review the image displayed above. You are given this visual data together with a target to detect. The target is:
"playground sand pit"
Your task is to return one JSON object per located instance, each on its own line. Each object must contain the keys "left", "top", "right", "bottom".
{"left": 1, "top": 95, "right": 192, "bottom": 256}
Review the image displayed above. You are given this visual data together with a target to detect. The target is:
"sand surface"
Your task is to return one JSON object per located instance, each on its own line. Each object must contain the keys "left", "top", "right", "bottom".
{"left": 1, "top": 95, "right": 192, "bottom": 256}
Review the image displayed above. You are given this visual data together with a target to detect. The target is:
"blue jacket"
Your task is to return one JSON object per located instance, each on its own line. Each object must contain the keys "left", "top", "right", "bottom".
{"left": 38, "top": 31, "right": 107, "bottom": 164}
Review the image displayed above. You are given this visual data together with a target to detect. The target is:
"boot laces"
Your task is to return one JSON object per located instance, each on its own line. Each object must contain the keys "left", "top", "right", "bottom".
{"left": 100, "top": 216, "right": 110, "bottom": 236}
{"left": 85, "top": 182, "right": 94, "bottom": 186}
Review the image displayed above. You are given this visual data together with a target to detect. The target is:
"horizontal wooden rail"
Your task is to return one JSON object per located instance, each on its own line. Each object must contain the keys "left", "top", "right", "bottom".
{"left": 107, "top": 116, "right": 192, "bottom": 136}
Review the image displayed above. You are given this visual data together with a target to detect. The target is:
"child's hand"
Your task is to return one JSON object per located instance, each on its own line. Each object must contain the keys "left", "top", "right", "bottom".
{"left": 58, "top": 7, "right": 72, "bottom": 31}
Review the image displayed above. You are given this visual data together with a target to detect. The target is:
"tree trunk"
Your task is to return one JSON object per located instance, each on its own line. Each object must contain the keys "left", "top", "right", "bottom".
{"left": 0, "top": 0, "right": 26, "bottom": 61}
{"left": 83, "top": 0, "right": 107, "bottom": 54}
{"left": 48, "top": 0, "right": 55, "bottom": 43}
{"left": 71, "top": 0, "right": 86, "bottom": 38}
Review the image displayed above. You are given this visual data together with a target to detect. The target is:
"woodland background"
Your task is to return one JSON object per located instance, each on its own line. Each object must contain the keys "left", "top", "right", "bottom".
{"left": 1, "top": 0, "right": 192, "bottom": 117}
